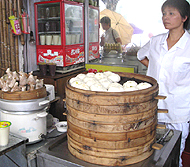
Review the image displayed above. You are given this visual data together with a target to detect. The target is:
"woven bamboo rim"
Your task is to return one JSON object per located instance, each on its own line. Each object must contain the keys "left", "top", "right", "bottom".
{"left": 0, "top": 86, "right": 47, "bottom": 100}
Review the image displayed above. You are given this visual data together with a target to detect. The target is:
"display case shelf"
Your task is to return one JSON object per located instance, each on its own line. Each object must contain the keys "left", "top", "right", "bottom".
{"left": 38, "top": 31, "right": 61, "bottom": 35}
{"left": 38, "top": 17, "right": 60, "bottom": 21}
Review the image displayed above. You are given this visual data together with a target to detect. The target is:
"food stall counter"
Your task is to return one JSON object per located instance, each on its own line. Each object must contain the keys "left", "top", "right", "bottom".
{"left": 36, "top": 130, "right": 181, "bottom": 167}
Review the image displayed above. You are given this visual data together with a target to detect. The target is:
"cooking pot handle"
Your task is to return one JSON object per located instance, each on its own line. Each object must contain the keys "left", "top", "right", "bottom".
{"left": 39, "top": 100, "right": 50, "bottom": 106}
{"left": 35, "top": 111, "right": 48, "bottom": 120}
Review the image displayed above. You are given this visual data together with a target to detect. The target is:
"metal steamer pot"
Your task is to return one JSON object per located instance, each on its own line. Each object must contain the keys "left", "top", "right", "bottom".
{"left": 1, "top": 110, "right": 48, "bottom": 143}
{"left": 0, "top": 97, "right": 49, "bottom": 143}
{"left": 0, "top": 97, "right": 49, "bottom": 112}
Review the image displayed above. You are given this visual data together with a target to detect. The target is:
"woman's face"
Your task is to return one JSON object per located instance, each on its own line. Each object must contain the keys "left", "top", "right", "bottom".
{"left": 162, "top": 6, "right": 187, "bottom": 30}
{"left": 101, "top": 23, "right": 110, "bottom": 31}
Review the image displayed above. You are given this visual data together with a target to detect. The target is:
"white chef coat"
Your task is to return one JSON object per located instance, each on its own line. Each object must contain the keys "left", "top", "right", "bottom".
{"left": 137, "top": 30, "right": 190, "bottom": 123}
{"left": 105, "top": 27, "right": 120, "bottom": 44}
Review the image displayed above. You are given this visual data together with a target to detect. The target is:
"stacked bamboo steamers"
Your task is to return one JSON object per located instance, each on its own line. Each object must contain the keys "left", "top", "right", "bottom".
{"left": 65, "top": 72, "right": 166, "bottom": 166}
{"left": 0, "top": 69, "right": 49, "bottom": 143}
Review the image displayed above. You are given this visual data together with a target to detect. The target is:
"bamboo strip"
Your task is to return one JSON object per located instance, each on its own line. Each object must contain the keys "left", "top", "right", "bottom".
{"left": 9, "top": 0, "right": 15, "bottom": 71}
{"left": 67, "top": 120, "right": 157, "bottom": 141}
{"left": 18, "top": 0, "right": 25, "bottom": 46}
{"left": 14, "top": 0, "right": 19, "bottom": 72}
{"left": 68, "top": 134, "right": 155, "bottom": 158}
{"left": 68, "top": 143, "right": 154, "bottom": 166}
{"left": 6, "top": 0, "right": 11, "bottom": 69}
{"left": 0, "top": 0, "right": 3, "bottom": 76}
{"left": 6, "top": 0, "right": 9, "bottom": 24}
{"left": 2, "top": 0, "right": 8, "bottom": 70}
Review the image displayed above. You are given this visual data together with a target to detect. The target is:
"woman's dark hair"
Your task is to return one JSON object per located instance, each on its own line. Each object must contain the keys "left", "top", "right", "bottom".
{"left": 161, "top": 0, "right": 190, "bottom": 29}
{"left": 100, "top": 16, "right": 111, "bottom": 26}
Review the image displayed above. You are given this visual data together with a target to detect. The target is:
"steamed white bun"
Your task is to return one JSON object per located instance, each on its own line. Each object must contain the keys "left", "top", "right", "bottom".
{"left": 124, "top": 86, "right": 138, "bottom": 92}
{"left": 77, "top": 83, "right": 90, "bottom": 90}
{"left": 83, "top": 77, "right": 96, "bottom": 83}
{"left": 108, "top": 73, "right": 121, "bottom": 82}
{"left": 99, "top": 78, "right": 112, "bottom": 89}
{"left": 69, "top": 77, "right": 82, "bottom": 85}
{"left": 103, "top": 71, "right": 113, "bottom": 76}
{"left": 86, "top": 80, "right": 98, "bottom": 87}
{"left": 86, "top": 72, "right": 95, "bottom": 78}
{"left": 108, "top": 83, "right": 124, "bottom": 92}
{"left": 109, "top": 82, "right": 123, "bottom": 88}
{"left": 90, "top": 83, "right": 107, "bottom": 92}
{"left": 123, "top": 80, "right": 138, "bottom": 88}
{"left": 136, "top": 82, "right": 152, "bottom": 90}
{"left": 76, "top": 73, "right": 86, "bottom": 80}
{"left": 71, "top": 80, "right": 84, "bottom": 89}
{"left": 94, "top": 72, "right": 106, "bottom": 80}
{"left": 108, "top": 86, "right": 124, "bottom": 92}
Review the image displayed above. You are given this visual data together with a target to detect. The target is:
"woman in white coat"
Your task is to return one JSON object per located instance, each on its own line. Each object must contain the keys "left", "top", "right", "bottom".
{"left": 137, "top": 0, "right": 190, "bottom": 166}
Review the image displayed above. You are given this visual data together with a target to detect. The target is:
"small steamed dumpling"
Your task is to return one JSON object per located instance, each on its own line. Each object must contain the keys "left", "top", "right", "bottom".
{"left": 137, "top": 82, "right": 152, "bottom": 90}
{"left": 69, "top": 77, "right": 82, "bottom": 85}
{"left": 108, "top": 86, "right": 124, "bottom": 92}
{"left": 123, "top": 80, "right": 138, "bottom": 88}
{"left": 124, "top": 86, "right": 138, "bottom": 92}
{"left": 71, "top": 80, "right": 84, "bottom": 88}
{"left": 77, "top": 83, "right": 90, "bottom": 90}
{"left": 108, "top": 83, "right": 124, "bottom": 92}
{"left": 83, "top": 77, "right": 97, "bottom": 83}
{"left": 90, "top": 83, "right": 107, "bottom": 92}
{"left": 86, "top": 80, "right": 98, "bottom": 87}
{"left": 109, "top": 82, "right": 123, "bottom": 88}
{"left": 86, "top": 72, "right": 95, "bottom": 78}
{"left": 76, "top": 73, "right": 86, "bottom": 80}
{"left": 103, "top": 71, "right": 113, "bottom": 76}
{"left": 99, "top": 79, "right": 112, "bottom": 89}
{"left": 94, "top": 72, "right": 106, "bottom": 80}
{"left": 108, "top": 73, "right": 121, "bottom": 83}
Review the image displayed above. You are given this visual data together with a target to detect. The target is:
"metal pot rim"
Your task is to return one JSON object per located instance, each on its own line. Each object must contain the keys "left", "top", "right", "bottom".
{"left": 0, "top": 109, "right": 47, "bottom": 115}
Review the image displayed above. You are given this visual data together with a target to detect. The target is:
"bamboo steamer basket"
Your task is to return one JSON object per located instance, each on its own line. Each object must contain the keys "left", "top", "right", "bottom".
{"left": 0, "top": 86, "right": 47, "bottom": 100}
{"left": 65, "top": 72, "right": 160, "bottom": 166}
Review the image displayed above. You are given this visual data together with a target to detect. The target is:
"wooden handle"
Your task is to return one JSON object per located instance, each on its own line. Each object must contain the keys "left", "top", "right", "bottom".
{"left": 154, "top": 95, "right": 167, "bottom": 100}
{"left": 157, "top": 109, "right": 168, "bottom": 113}
{"left": 50, "top": 96, "right": 60, "bottom": 104}
{"left": 63, "top": 98, "right": 66, "bottom": 102}
{"left": 152, "top": 143, "right": 163, "bottom": 150}
{"left": 63, "top": 112, "right": 67, "bottom": 116}
{"left": 156, "top": 124, "right": 166, "bottom": 129}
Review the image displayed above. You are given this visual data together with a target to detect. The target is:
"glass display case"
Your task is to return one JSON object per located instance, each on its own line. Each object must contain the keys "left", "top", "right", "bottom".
{"left": 34, "top": 0, "right": 85, "bottom": 67}
{"left": 65, "top": 4, "right": 83, "bottom": 45}
{"left": 89, "top": 6, "right": 100, "bottom": 61}
{"left": 37, "top": 3, "right": 61, "bottom": 45}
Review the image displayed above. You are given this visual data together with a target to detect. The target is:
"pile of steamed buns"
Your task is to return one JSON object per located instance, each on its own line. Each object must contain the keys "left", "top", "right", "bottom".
{"left": 69, "top": 71, "right": 152, "bottom": 92}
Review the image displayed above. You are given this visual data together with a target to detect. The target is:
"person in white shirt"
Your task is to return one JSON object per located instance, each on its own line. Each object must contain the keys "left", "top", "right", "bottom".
{"left": 137, "top": 0, "right": 190, "bottom": 166}
{"left": 100, "top": 16, "right": 122, "bottom": 46}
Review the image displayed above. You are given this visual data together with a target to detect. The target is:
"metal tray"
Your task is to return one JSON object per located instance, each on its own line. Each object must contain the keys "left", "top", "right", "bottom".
{"left": 36, "top": 130, "right": 181, "bottom": 167}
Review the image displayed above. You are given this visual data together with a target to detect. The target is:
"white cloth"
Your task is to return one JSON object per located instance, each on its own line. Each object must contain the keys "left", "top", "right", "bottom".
{"left": 137, "top": 30, "right": 190, "bottom": 124}
{"left": 104, "top": 27, "right": 120, "bottom": 44}
{"left": 164, "top": 122, "right": 189, "bottom": 167}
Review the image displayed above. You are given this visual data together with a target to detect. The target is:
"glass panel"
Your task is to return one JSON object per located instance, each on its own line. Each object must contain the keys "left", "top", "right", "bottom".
{"left": 89, "top": 8, "right": 99, "bottom": 43}
{"left": 37, "top": 3, "right": 61, "bottom": 45}
{"left": 101, "top": 0, "right": 166, "bottom": 47}
{"left": 65, "top": 4, "right": 83, "bottom": 45}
